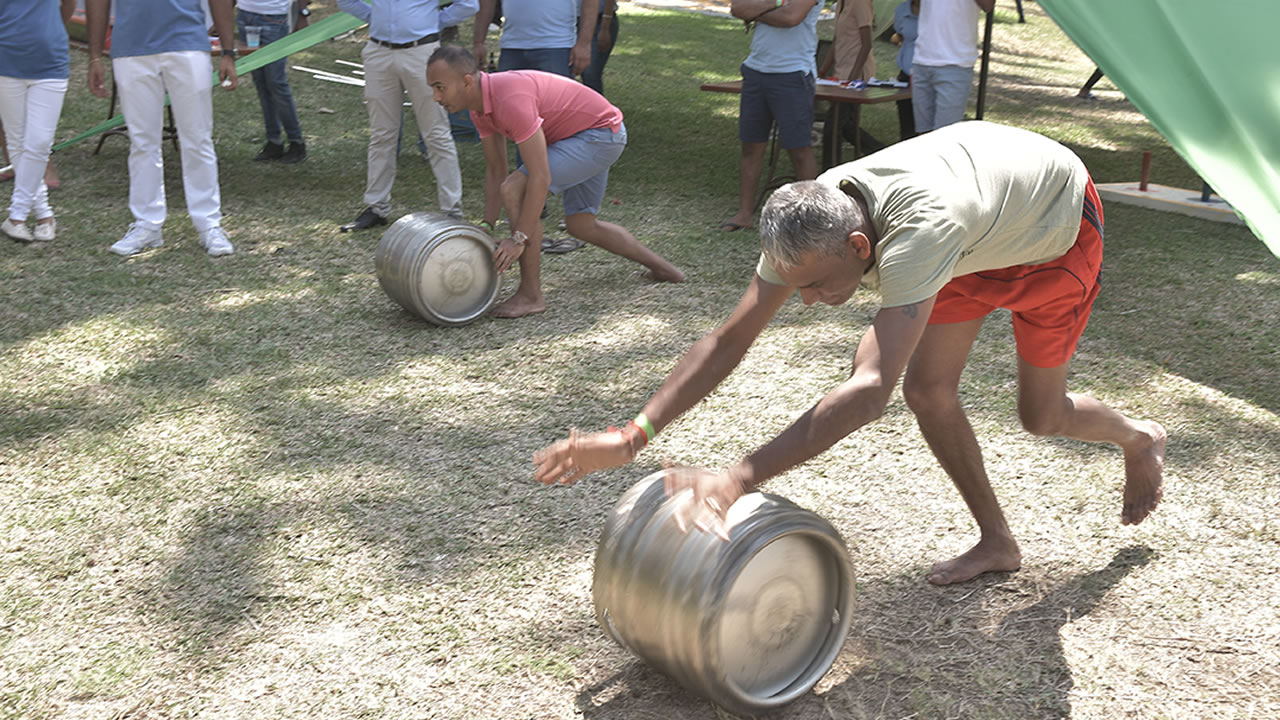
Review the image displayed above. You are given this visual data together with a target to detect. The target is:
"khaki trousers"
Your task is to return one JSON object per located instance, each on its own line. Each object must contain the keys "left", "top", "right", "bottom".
{"left": 360, "top": 41, "right": 463, "bottom": 217}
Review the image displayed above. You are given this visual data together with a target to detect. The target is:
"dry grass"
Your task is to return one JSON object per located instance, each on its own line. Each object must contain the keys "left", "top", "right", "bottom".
{"left": 2, "top": 2, "right": 1278, "bottom": 719}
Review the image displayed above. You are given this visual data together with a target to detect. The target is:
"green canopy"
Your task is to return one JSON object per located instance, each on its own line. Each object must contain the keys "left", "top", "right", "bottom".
{"left": 1040, "top": 0, "right": 1280, "bottom": 258}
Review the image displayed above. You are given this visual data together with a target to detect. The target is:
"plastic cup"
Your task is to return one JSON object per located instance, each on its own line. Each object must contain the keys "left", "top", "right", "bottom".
{"left": 245, "top": 26, "right": 262, "bottom": 49}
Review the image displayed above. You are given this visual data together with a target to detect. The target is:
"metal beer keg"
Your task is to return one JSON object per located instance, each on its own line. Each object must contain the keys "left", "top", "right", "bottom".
{"left": 374, "top": 213, "right": 500, "bottom": 326}
{"left": 592, "top": 472, "right": 855, "bottom": 715}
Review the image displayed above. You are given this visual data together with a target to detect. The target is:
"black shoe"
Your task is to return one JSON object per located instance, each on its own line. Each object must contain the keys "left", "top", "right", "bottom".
{"left": 254, "top": 141, "right": 285, "bottom": 162}
{"left": 280, "top": 142, "right": 307, "bottom": 164}
{"left": 340, "top": 207, "right": 388, "bottom": 232}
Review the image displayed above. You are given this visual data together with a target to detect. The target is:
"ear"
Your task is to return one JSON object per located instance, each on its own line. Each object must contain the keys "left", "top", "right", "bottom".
{"left": 847, "top": 231, "right": 872, "bottom": 259}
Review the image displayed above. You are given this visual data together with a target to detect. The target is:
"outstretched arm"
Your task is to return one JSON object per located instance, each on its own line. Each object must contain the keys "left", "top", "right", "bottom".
{"left": 666, "top": 296, "right": 936, "bottom": 536}
{"left": 533, "top": 274, "right": 795, "bottom": 485}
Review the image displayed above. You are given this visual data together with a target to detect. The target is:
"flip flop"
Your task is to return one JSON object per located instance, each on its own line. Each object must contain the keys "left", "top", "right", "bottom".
{"left": 718, "top": 221, "right": 750, "bottom": 232}
{"left": 541, "top": 237, "right": 585, "bottom": 254}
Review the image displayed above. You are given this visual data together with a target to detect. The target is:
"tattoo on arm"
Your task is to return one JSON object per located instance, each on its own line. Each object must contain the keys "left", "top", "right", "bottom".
{"left": 901, "top": 304, "right": 919, "bottom": 319}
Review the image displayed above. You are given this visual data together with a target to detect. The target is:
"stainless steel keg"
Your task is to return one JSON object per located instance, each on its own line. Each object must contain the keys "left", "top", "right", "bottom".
{"left": 592, "top": 471, "right": 855, "bottom": 715}
{"left": 374, "top": 213, "right": 500, "bottom": 326}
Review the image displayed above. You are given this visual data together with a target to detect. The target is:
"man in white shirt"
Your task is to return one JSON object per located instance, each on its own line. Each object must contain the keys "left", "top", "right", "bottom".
{"left": 912, "top": 0, "right": 993, "bottom": 132}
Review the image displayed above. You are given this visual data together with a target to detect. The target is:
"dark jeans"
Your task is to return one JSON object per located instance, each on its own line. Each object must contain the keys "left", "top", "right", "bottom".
{"left": 237, "top": 9, "right": 303, "bottom": 145}
{"left": 581, "top": 13, "right": 619, "bottom": 94}
{"left": 498, "top": 47, "right": 573, "bottom": 76}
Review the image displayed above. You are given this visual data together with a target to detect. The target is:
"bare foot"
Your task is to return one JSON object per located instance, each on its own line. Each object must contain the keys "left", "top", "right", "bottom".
{"left": 718, "top": 213, "right": 753, "bottom": 232}
{"left": 491, "top": 293, "right": 545, "bottom": 319}
{"left": 927, "top": 535, "right": 1021, "bottom": 585}
{"left": 1121, "top": 421, "right": 1166, "bottom": 525}
{"left": 639, "top": 265, "right": 686, "bottom": 283}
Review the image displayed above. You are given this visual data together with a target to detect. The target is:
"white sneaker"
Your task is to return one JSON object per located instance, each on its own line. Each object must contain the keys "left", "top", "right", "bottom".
{"left": 33, "top": 219, "right": 56, "bottom": 242}
{"left": 2, "top": 218, "right": 34, "bottom": 242}
{"left": 110, "top": 222, "right": 164, "bottom": 256}
{"left": 198, "top": 225, "right": 234, "bottom": 257}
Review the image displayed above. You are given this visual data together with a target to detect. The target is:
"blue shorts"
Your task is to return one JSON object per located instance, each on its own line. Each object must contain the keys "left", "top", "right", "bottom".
{"left": 519, "top": 123, "right": 627, "bottom": 217}
{"left": 739, "top": 64, "right": 815, "bottom": 149}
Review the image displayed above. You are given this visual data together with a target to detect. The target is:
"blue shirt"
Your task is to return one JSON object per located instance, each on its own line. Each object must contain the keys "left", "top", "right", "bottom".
{"left": 110, "top": 0, "right": 211, "bottom": 59}
{"left": 336, "top": 0, "right": 479, "bottom": 44}
{"left": 500, "top": 0, "right": 578, "bottom": 50}
{"left": 893, "top": 1, "right": 919, "bottom": 73}
{"left": 0, "top": 0, "right": 71, "bottom": 79}
{"left": 743, "top": 0, "right": 823, "bottom": 76}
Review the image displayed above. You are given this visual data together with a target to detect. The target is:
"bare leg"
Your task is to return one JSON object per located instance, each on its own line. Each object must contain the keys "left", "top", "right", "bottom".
{"left": 722, "top": 141, "right": 766, "bottom": 230}
{"left": 787, "top": 145, "right": 818, "bottom": 181}
{"left": 903, "top": 318, "right": 1023, "bottom": 585}
{"left": 43, "top": 160, "right": 59, "bottom": 190}
{"left": 564, "top": 213, "right": 684, "bottom": 283}
{"left": 492, "top": 170, "right": 546, "bottom": 319}
{"left": 1017, "top": 359, "right": 1166, "bottom": 525}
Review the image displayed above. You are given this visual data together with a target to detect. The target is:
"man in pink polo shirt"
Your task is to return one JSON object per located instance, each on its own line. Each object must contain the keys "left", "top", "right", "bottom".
{"left": 427, "top": 45, "right": 684, "bottom": 319}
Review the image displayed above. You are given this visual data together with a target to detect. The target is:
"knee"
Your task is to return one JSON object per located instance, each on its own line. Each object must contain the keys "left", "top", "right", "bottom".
{"left": 901, "top": 378, "right": 957, "bottom": 417}
{"left": 565, "top": 214, "right": 597, "bottom": 237}
{"left": 1018, "top": 402, "right": 1065, "bottom": 437}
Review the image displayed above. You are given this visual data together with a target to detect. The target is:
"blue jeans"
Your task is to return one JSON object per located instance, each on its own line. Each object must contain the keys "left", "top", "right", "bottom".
{"left": 237, "top": 10, "right": 303, "bottom": 145}
{"left": 911, "top": 63, "right": 973, "bottom": 133}
{"left": 581, "top": 13, "right": 619, "bottom": 95}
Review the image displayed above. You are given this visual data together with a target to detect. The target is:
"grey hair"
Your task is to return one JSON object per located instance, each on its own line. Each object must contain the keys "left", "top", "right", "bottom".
{"left": 759, "top": 180, "right": 867, "bottom": 271}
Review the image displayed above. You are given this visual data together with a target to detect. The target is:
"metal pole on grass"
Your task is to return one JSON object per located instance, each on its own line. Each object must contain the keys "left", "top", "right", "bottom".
{"left": 976, "top": 10, "right": 995, "bottom": 120}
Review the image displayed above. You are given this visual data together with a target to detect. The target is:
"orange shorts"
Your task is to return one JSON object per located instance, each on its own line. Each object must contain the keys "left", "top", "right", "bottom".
{"left": 928, "top": 178, "right": 1104, "bottom": 368}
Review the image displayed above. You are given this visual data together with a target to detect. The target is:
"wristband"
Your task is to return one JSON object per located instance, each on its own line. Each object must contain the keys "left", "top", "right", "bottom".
{"left": 634, "top": 413, "right": 656, "bottom": 443}
{"left": 509, "top": 230, "right": 528, "bottom": 247}
{"left": 221, "top": 48, "right": 238, "bottom": 58}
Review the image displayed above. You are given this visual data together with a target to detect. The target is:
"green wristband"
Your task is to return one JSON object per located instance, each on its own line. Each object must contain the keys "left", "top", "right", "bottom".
{"left": 634, "top": 413, "right": 657, "bottom": 442}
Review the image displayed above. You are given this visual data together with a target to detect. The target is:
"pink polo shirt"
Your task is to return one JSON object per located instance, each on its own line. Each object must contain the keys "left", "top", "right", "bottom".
{"left": 469, "top": 70, "right": 624, "bottom": 145}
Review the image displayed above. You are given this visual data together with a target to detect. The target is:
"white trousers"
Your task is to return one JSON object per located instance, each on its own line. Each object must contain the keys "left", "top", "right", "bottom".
{"left": 361, "top": 41, "right": 463, "bottom": 216}
{"left": 0, "top": 76, "right": 67, "bottom": 222}
{"left": 113, "top": 51, "right": 223, "bottom": 232}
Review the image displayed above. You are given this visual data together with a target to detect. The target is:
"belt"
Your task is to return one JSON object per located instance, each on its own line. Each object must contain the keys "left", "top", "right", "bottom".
{"left": 371, "top": 33, "right": 439, "bottom": 50}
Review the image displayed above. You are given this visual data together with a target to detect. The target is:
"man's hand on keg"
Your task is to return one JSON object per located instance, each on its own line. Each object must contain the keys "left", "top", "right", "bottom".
{"left": 494, "top": 230, "right": 527, "bottom": 273}
{"left": 664, "top": 465, "right": 749, "bottom": 541}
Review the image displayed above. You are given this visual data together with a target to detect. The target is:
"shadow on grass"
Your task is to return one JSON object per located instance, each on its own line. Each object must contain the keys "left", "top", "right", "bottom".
{"left": 575, "top": 546, "right": 1154, "bottom": 719}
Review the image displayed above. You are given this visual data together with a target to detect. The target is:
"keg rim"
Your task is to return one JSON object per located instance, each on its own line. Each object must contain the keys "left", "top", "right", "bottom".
{"left": 704, "top": 524, "right": 856, "bottom": 713}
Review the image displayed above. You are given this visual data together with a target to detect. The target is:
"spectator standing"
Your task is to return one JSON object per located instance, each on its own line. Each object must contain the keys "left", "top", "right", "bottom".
{"left": 820, "top": 0, "right": 875, "bottom": 84}
{"left": 719, "top": 0, "right": 823, "bottom": 232}
{"left": 911, "top": 0, "right": 993, "bottom": 133}
{"left": 238, "top": 0, "right": 307, "bottom": 163}
{"left": 0, "top": 0, "right": 75, "bottom": 243}
{"left": 891, "top": 0, "right": 919, "bottom": 138}
{"left": 582, "top": 0, "right": 619, "bottom": 95}
{"left": 472, "top": 0, "right": 596, "bottom": 77}
{"left": 86, "top": 0, "right": 239, "bottom": 257}
{"left": 820, "top": 0, "right": 883, "bottom": 155}
{"left": 335, "top": 0, "right": 478, "bottom": 232}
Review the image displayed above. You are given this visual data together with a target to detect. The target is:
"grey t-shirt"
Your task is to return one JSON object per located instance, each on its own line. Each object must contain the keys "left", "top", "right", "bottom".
{"left": 758, "top": 121, "right": 1089, "bottom": 307}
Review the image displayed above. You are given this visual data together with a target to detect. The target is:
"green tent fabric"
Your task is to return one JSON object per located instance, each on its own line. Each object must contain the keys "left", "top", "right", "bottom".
{"left": 1039, "top": 0, "right": 1280, "bottom": 258}
{"left": 52, "top": 12, "right": 366, "bottom": 152}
